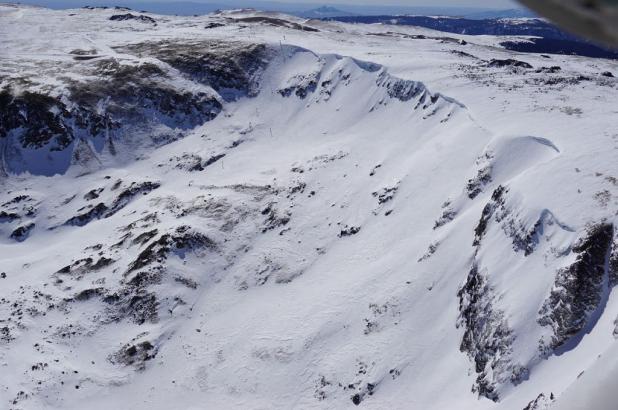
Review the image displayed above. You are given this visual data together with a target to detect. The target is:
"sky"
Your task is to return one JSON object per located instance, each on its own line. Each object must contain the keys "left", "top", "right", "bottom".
{"left": 28, "top": 0, "right": 523, "bottom": 7}
{"left": 272, "top": 0, "right": 520, "bottom": 6}
{"left": 21, "top": 0, "right": 527, "bottom": 17}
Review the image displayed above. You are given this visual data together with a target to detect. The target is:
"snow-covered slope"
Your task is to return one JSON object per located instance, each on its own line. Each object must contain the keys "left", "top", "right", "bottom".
{"left": 0, "top": 5, "right": 617, "bottom": 410}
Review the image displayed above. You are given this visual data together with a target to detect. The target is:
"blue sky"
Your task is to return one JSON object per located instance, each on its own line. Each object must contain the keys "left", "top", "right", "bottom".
{"left": 280, "top": 0, "right": 520, "bottom": 6}
{"left": 31, "top": 0, "right": 523, "bottom": 7}
{"left": 24, "top": 0, "right": 526, "bottom": 16}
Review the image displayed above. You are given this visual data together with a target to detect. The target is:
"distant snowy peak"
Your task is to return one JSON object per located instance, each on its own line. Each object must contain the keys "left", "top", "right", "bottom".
{"left": 299, "top": 6, "right": 356, "bottom": 19}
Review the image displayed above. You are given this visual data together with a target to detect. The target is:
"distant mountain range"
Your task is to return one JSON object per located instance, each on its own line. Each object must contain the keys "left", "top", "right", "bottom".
{"left": 16, "top": 0, "right": 534, "bottom": 19}
{"left": 298, "top": 6, "right": 355, "bottom": 19}
{"left": 298, "top": 6, "right": 535, "bottom": 19}
{"left": 328, "top": 15, "right": 572, "bottom": 39}
{"left": 327, "top": 14, "right": 618, "bottom": 59}
{"left": 461, "top": 8, "right": 536, "bottom": 19}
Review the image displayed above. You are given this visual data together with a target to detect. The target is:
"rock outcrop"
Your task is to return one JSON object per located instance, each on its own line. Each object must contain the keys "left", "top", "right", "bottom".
{"left": 538, "top": 224, "right": 614, "bottom": 351}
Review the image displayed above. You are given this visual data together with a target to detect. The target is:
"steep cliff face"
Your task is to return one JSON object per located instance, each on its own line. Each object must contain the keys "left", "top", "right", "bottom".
{"left": 117, "top": 40, "right": 269, "bottom": 101}
{"left": 538, "top": 224, "right": 614, "bottom": 351}
{"left": 0, "top": 40, "right": 270, "bottom": 176}
{"left": 457, "top": 262, "right": 525, "bottom": 402}
{"left": 610, "top": 232, "right": 618, "bottom": 287}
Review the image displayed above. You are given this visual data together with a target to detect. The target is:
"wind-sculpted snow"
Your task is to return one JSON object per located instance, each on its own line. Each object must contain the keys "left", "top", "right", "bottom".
{"left": 1, "top": 5, "right": 617, "bottom": 410}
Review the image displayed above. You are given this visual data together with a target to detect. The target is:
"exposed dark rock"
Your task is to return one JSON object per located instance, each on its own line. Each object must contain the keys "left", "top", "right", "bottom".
{"left": 109, "top": 13, "right": 156, "bottom": 24}
{"left": 451, "top": 50, "right": 478, "bottom": 58}
{"left": 68, "top": 60, "right": 222, "bottom": 128}
{"left": 174, "top": 276, "right": 198, "bottom": 289}
{"left": 467, "top": 165, "right": 492, "bottom": 199}
{"left": 434, "top": 208, "right": 457, "bottom": 229}
{"left": 535, "top": 66, "right": 562, "bottom": 74}
{"left": 69, "top": 48, "right": 97, "bottom": 58}
{"left": 368, "top": 32, "right": 427, "bottom": 40}
{"left": 73, "top": 288, "right": 105, "bottom": 302}
{"left": 0, "top": 90, "right": 77, "bottom": 150}
{"left": 376, "top": 71, "right": 430, "bottom": 103}
{"left": 473, "top": 185, "right": 507, "bottom": 247}
{"left": 363, "top": 301, "right": 400, "bottom": 335}
{"left": 538, "top": 224, "right": 614, "bottom": 351}
{"left": 121, "top": 212, "right": 160, "bottom": 233}
{"left": 111, "top": 340, "right": 157, "bottom": 370}
{"left": 0, "top": 211, "right": 20, "bottom": 223}
{"left": 339, "top": 225, "right": 361, "bottom": 237}
{"left": 511, "top": 218, "right": 542, "bottom": 257}
{"left": 523, "top": 393, "right": 553, "bottom": 410}
{"left": 118, "top": 40, "right": 269, "bottom": 101}
{"left": 487, "top": 59, "right": 533, "bottom": 69}
{"left": 127, "top": 271, "right": 162, "bottom": 289}
{"left": 64, "top": 203, "right": 109, "bottom": 227}
{"left": 10, "top": 223, "right": 35, "bottom": 242}
{"left": 84, "top": 188, "right": 104, "bottom": 201}
{"left": 349, "top": 381, "right": 379, "bottom": 405}
{"left": 132, "top": 229, "right": 159, "bottom": 246}
{"left": 418, "top": 242, "right": 440, "bottom": 262}
{"left": 112, "top": 291, "right": 159, "bottom": 325}
{"left": 127, "top": 225, "right": 216, "bottom": 273}
{"left": 234, "top": 16, "right": 319, "bottom": 32}
{"left": 610, "top": 235, "right": 618, "bottom": 287}
{"left": 65, "top": 182, "right": 159, "bottom": 227}
{"left": 504, "top": 210, "right": 569, "bottom": 257}
{"left": 527, "top": 74, "right": 594, "bottom": 87}
{"left": 279, "top": 74, "right": 319, "bottom": 99}
{"left": 0, "top": 326, "right": 13, "bottom": 343}
{"left": 203, "top": 153, "right": 226, "bottom": 168}
{"left": 2, "top": 195, "right": 31, "bottom": 206}
{"left": 601, "top": 71, "right": 614, "bottom": 78}
{"left": 107, "top": 181, "right": 161, "bottom": 217}
{"left": 288, "top": 182, "right": 307, "bottom": 196}
{"left": 369, "top": 164, "right": 382, "bottom": 177}
{"left": 314, "top": 375, "right": 332, "bottom": 401}
{"left": 473, "top": 184, "right": 567, "bottom": 256}
{"left": 170, "top": 153, "right": 203, "bottom": 172}
{"left": 2, "top": 53, "right": 227, "bottom": 175}
{"left": 457, "top": 263, "right": 526, "bottom": 401}
{"left": 204, "top": 22, "right": 225, "bottom": 29}
{"left": 262, "top": 206, "right": 291, "bottom": 233}
{"left": 56, "top": 256, "right": 114, "bottom": 278}
{"left": 372, "top": 185, "right": 399, "bottom": 205}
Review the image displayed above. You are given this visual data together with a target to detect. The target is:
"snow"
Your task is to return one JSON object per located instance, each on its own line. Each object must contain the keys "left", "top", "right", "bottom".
{"left": 0, "top": 4, "right": 617, "bottom": 410}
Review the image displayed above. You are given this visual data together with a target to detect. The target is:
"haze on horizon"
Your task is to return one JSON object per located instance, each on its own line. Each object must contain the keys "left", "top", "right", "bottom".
{"left": 22, "top": 0, "right": 524, "bottom": 10}
{"left": 261, "top": 0, "right": 520, "bottom": 7}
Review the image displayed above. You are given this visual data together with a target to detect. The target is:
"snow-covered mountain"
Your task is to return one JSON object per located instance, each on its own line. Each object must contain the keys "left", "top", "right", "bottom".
{"left": 0, "top": 4, "right": 617, "bottom": 410}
